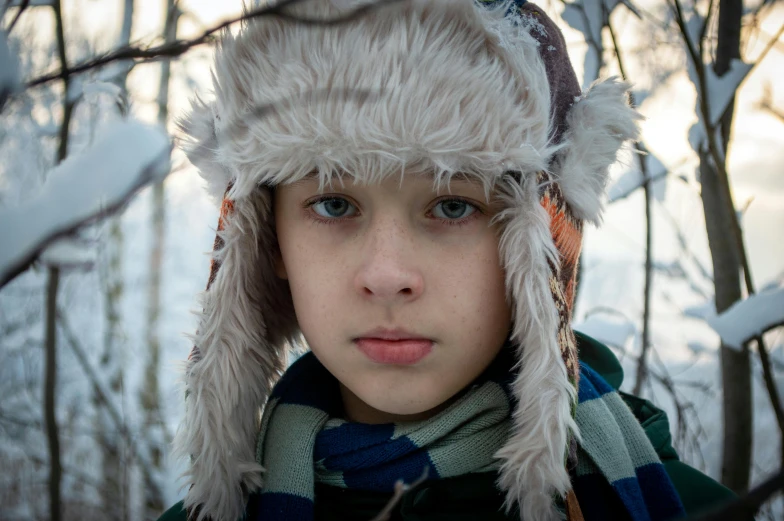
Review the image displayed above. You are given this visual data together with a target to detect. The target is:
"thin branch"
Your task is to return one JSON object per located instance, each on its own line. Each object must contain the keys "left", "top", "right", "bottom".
{"left": 5, "top": 0, "right": 29, "bottom": 33}
{"left": 648, "top": 345, "right": 709, "bottom": 469}
{"left": 369, "top": 467, "right": 430, "bottom": 521}
{"left": 56, "top": 307, "right": 165, "bottom": 504}
{"left": 605, "top": 11, "right": 655, "bottom": 397}
{"left": 757, "top": 90, "right": 784, "bottom": 123}
{"left": 750, "top": 22, "right": 784, "bottom": 66}
{"left": 698, "top": 0, "right": 715, "bottom": 59}
{"left": 656, "top": 201, "right": 714, "bottom": 290}
{"left": 25, "top": 453, "right": 105, "bottom": 494}
{"left": 669, "top": 0, "right": 784, "bottom": 447}
{"left": 53, "top": 0, "right": 71, "bottom": 164}
{"left": 25, "top": 0, "right": 403, "bottom": 90}
{"left": 687, "top": 468, "right": 784, "bottom": 520}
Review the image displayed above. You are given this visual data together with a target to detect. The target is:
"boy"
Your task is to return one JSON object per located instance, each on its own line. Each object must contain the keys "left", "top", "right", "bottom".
{"left": 160, "top": 0, "right": 734, "bottom": 519}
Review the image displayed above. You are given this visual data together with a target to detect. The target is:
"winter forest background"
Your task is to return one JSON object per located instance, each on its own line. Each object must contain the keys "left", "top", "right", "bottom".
{"left": 1, "top": 0, "right": 783, "bottom": 519}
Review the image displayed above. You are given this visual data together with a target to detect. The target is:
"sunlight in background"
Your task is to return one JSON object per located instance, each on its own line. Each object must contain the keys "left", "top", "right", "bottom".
{"left": 31, "top": 0, "right": 781, "bottom": 284}
{"left": 7, "top": 0, "right": 783, "bottom": 510}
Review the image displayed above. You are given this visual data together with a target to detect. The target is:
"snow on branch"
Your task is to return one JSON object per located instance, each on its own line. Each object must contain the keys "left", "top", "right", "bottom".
{"left": 0, "top": 120, "right": 171, "bottom": 288}
{"left": 707, "top": 287, "right": 784, "bottom": 350}
{"left": 690, "top": 57, "right": 753, "bottom": 129}
{"left": 561, "top": 0, "right": 640, "bottom": 86}
{"left": 26, "top": 0, "right": 403, "bottom": 90}
{"left": 679, "top": 9, "right": 754, "bottom": 155}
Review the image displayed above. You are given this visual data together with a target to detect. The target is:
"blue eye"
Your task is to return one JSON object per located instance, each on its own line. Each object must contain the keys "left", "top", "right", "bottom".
{"left": 432, "top": 199, "right": 476, "bottom": 220}
{"left": 311, "top": 197, "right": 357, "bottom": 219}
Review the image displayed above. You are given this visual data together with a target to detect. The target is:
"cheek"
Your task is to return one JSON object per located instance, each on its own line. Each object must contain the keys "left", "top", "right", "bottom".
{"left": 436, "top": 236, "right": 510, "bottom": 330}
{"left": 280, "top": 236, "right": 348, "bottom": 338}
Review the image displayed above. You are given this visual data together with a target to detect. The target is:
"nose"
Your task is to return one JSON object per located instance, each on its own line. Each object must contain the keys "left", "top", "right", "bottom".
{"left": 353, "top": 216, "right": 424, "bottom": 303}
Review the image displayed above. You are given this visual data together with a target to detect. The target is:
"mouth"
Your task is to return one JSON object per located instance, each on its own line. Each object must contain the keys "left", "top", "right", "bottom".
{"left": 353, "top": 328, "right": 434, "bottom": 365}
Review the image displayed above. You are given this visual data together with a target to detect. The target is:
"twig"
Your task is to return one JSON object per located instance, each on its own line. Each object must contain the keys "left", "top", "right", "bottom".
{"left": 647, "top": 346, "right": 708, "bottom": 471}
{"left": 5, "top": 0, "right": 30, "bottom": 33}
{"left": 56, "top": 307, "right": 165, "bottom": 505}
{"left": 756, "top": 83, "right": 784, "bottom": 123}
{"left": 686, "top": 468, "right": 784, "bottom": 520}
{"left": 656, "top": 200, "right": 714, "bottom": 290}
{"left": 26, "top": 0, "right": 403, "bottom": 90}
{"left": 564, "top": 0, "right": 603, "bottom": 81}
{"left": 604, "top": 11, "right": 655, "bottom": 397}
{"left": 368, "top": 467, "right": 430, "bottom": 521}
{"left": 669, "top": 0, "right": 784, "bottom": 456}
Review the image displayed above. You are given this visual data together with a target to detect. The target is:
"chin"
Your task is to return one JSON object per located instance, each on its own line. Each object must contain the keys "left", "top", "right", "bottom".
{"left": 368, "top": 392, "right": 450, "bottom": 417}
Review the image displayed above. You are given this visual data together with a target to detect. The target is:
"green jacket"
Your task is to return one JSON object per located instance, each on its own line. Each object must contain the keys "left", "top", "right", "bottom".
{"left": 158, "top": 333, "right": 735, "bottom": 521}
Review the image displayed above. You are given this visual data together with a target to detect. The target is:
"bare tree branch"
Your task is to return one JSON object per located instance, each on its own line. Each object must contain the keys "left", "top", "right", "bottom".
{"left": 669, "top": 0, "right": 784, "bottom": 472}
{"left": 755, "top": 82, "right": 784, "bottom": 123}
{"left": 56, "top": 307, "right": 165, "bottom": 506}
{"left": 43, "top": 2, "right": 70, "bottom": 518}
{"left": 687, "top": 468, "right": 784, "bottom": 520}
{"left": 604, "top": 9, "right": 656, "bottom": 397}
{"left": 5, "top": 0, "right": 31, "bottom": 34}
{"left": 0, "top": 121, "right": 171, "bottom": 288}
{"left": 25, "top": 0, "right": 403, "bottom": 90}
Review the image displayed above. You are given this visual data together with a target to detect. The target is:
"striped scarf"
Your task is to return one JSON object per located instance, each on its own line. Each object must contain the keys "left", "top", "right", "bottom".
{"left": 247, "top": 349, "right": 685, "bottom": 521}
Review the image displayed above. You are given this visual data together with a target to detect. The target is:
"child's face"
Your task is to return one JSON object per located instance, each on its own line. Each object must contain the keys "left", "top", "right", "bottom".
{"left": 273, "top": 173, "right": 512, "bottom": 424}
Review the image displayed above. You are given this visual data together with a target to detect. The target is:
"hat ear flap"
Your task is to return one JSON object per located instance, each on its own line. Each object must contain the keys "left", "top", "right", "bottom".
{"left": 175, "top": 95, "right": 300, "bottom": 520}
{"left": 553, "top": 77, "right": 642, "bottom": 226}
{"left": 174, "top": 188, "right": 300, "bottom": 521}
{"left": 493, "top": 173, "right": 578, "bottom": 521}
{"left": 177, "top": 95, "right": 234, "bottom": 205}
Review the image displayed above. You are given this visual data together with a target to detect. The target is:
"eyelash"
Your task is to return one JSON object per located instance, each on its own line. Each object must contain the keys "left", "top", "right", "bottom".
{"left": 303, "top": 196, "right": 482, "bottom": 227}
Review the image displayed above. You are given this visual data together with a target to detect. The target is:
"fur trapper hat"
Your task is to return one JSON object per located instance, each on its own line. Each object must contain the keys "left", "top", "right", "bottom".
{"left": 174, "top": 0, "right": 641, "bottom": 520}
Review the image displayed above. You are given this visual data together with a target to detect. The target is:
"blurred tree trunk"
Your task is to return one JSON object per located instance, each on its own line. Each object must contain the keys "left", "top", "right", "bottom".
{"left": 700, "top": 0, "right": 751, "bottom": 494}
{"left": 45, "top": 1, "right": 74, "bottom": 519}
{"left": 140, "top": 0, "right": 179, "bottom": 516}
{"left": 95, "top": 0, "right": 134, "bottom": 518}
{"left": 44, "top": 266, "right": 61, "bottom": 521}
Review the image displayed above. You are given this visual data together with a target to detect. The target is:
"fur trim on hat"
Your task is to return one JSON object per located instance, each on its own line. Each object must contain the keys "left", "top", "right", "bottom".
{"left": 492, "top": 173, "right": 579, "bottom": 521}
{"left": 172, "top": 191, "right": 299, "bottom": 521}
{"left": 174, "top": 1, "right": 640, "bottom": 520}
{"left": 553, "top": 77, "right": 643, "bottom": 225}
{"left": 188, "top": 0, "right": 556, "bottom": 202}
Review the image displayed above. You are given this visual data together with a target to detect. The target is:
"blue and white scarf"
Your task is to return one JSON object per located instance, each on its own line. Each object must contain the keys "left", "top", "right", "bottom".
{"left": 246, "top": 349, "right": 685, "bottom": 521}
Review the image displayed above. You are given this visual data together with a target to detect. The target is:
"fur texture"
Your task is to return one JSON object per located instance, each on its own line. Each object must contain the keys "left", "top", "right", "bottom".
{"left": 492, "top": 174, "right": 579, "bottom": 521}
{"left": 174, "top": 1, "right": 640, "bottom": 520}
{"left": 172, "top": 191, "right": 299, "bottom": 521}
{"left": 554, "top": 77, "right": 643, "bottom": 225}
{"left": 183, "top": 0, "right": 556, "bottom": 199}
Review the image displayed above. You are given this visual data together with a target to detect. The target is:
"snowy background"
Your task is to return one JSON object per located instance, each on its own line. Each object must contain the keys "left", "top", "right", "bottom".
{"left": 1, "top": 0, "right": 783, "bottom": 519}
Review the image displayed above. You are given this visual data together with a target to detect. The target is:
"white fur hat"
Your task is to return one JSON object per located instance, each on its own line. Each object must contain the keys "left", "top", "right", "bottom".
{"left": 173, "top": 1, "right": 641, "bottom": 520}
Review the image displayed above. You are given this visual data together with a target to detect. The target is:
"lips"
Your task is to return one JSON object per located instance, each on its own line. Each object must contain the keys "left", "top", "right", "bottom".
{"left": 353, "top": 327, "right": 434, "bottom": 365}
{"left": 354, "top": 338, "right": 433, "bottom": 365}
